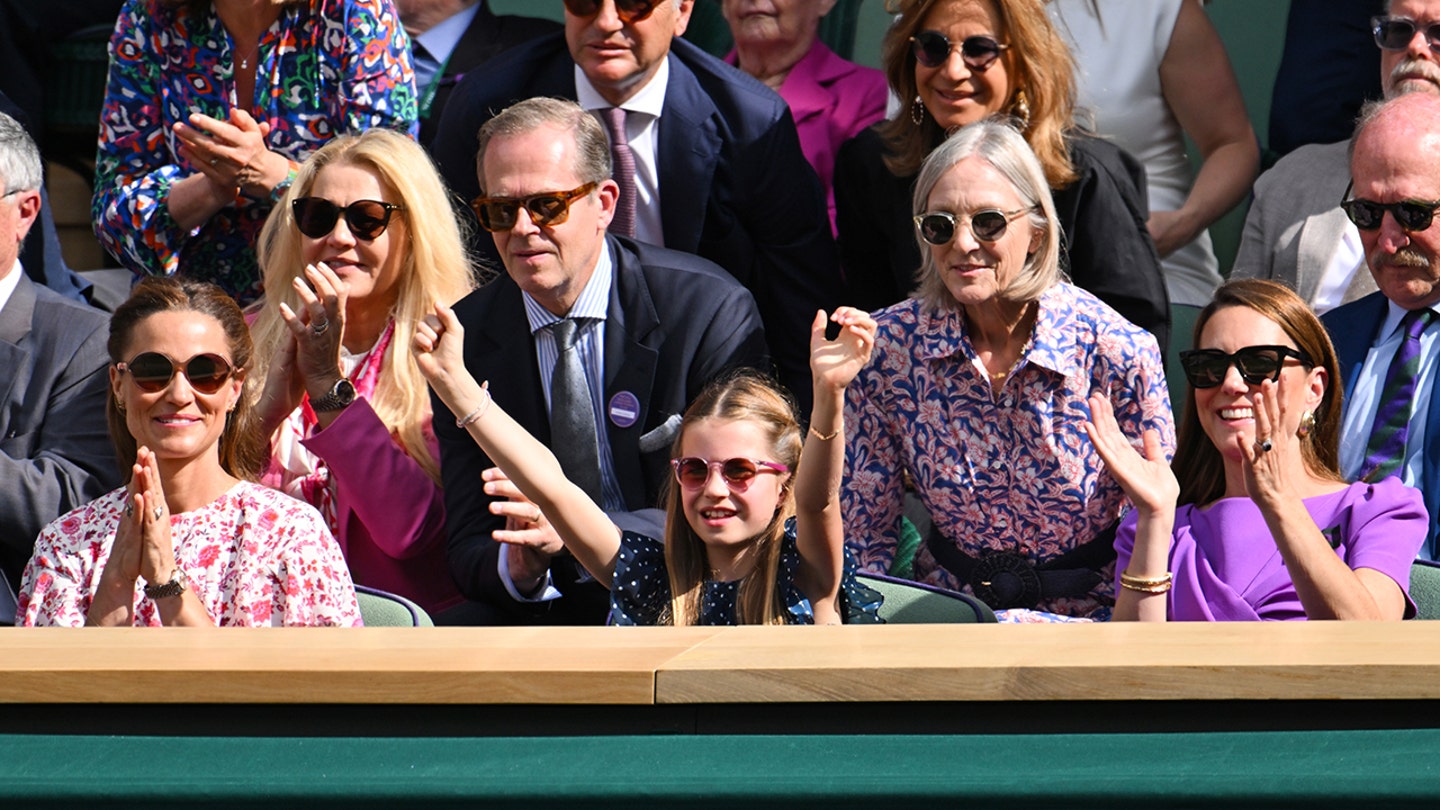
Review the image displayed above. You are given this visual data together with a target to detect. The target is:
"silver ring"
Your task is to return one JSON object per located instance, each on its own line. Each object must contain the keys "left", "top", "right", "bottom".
{"left": 311, "top": 320, "right": 330, "bottom": 336}
{"left": 1257, "top": 439, "right": 1273, "bottom": 454}
{"left": 124, "top": 503, "right": 134, "bottom": 518}
{"left": 209, "top": 157, "right": 219, "bottom": 167}
{"left": 153, "top": 507, "right": 164, "bottom": 521}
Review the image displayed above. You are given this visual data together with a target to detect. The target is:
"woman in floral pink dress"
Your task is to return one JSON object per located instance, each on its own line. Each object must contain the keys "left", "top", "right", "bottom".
{"left": 17, "top": 277, "right": 361, "bottom": 626}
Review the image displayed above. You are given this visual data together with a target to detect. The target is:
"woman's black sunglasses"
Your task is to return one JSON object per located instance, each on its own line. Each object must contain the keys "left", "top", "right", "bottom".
{"left": 1177, "top": 345, "right": 1313, "bottom": 389}
{"left": 292, "top": 198, "right": 404, "bottom": 241}
{"left": 909, "top": 30, "right": 1008, "bottom": 71}
{"left": 118, "top": 352, "right": 234, "bottom": 394}
{"left": 913, "top": 207, "right": 1033, "bottom": 245}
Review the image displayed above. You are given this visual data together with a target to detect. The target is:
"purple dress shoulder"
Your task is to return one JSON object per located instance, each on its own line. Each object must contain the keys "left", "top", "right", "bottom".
{"left": 1114, "top": 478, "right": 1427, "bottom": 620}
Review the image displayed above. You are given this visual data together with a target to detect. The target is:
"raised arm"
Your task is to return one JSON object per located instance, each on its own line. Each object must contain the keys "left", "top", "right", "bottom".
{"left": 794, "top": 308, "right": 876, "bottom": 624}
{"left": 414, "top": 304, "right": 622, "bottom": 587}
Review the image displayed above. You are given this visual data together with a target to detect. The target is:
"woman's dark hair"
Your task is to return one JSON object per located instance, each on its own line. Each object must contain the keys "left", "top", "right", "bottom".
{"left": 107, "top": 276, "right": 266, "bottom": 481}
{"left": 1173, "top": 279, "right": 1345, "bottom": 506}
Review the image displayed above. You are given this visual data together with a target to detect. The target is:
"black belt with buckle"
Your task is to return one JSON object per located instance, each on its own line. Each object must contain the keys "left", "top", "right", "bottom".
{"left": 924, "top": 521, "right": 1118, "bottom": 610}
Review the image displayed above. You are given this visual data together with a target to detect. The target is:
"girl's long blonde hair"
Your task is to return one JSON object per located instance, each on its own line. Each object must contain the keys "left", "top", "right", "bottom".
{"left": 662, "top": 371, "right": 803, "bottom": 626}
{"left": 252, "top": 129, "right": 475, "bottom": 482}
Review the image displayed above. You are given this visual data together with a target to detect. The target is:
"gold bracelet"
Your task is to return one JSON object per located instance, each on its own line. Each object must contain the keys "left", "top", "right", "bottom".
{"left": 455, "top": 381, "right": 491, "bottom": 429}
{"left": 1119, "top": 570, "right": 1173, "bottom": 594}
{"left": 808, "top": 424, "right": 841, "bottom": 441}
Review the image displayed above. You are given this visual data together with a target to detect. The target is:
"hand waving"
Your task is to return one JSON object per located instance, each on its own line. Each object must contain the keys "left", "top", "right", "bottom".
{"left": 810, "top": 307, "right": 877, "bottom": 394}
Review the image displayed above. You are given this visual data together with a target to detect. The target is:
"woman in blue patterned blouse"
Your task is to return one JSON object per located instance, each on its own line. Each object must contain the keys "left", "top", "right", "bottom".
{"left": 92, "top": 0, "right": 417, "bottom": 304}
{"left": 842, "top": 118, "right": 1175, "bottom": 620}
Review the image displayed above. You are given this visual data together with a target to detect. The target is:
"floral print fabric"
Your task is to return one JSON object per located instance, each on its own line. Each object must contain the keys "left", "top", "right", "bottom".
{"left": 92, "top": 0, "right": 417, "bottom": 303}
{"left": 611, "top": 517, "right": 883, "bottom": 625}
{"left": 18, "top": 482, "right": 362, "bottom": 627}
{"left": 842, "top": 284, "right": 1175, "bottom": 618}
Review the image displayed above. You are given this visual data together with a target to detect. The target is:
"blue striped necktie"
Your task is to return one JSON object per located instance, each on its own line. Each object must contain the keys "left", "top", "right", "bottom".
{"left": 1360, "top": 308, "right": 1435, "bottom": 482}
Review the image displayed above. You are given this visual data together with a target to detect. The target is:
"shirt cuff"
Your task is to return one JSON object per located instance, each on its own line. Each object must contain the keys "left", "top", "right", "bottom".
{"left": 497, "top": 545, "right": 561, "bottom": 603}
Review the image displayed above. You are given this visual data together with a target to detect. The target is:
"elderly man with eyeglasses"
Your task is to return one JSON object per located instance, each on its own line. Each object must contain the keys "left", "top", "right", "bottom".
{"left": 1234, "top": 0, "right": 1440, "bottom": 311}
{"left": 1322, "top": 91, "right": 1440, "bottom": 562}
{"left": 433, "top": 97, "right": 768, "bottom": 625}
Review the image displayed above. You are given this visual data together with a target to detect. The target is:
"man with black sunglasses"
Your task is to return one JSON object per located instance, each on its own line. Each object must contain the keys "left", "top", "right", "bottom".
{"left": 1323, "top": 91, "right": 1440, "bottom": 561}
{"left": 430, "top": 0, "right": 837, "bottom": 411}
{"left": 1234, "top": 0, "right": 1440, "bottom": 311}
{"left": 0, "top": 111, "right": 116, "bottom": 621}
{"left": 434, "top": 98, "right": 768, "bottom": 625}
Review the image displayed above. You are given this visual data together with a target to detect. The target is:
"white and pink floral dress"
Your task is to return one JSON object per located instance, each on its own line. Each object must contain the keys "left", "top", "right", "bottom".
{"left": 18, "top": 481, "right": 362, "bottom": 626}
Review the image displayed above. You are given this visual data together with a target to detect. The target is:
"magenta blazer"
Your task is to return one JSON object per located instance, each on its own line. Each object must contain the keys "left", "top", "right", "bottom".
{"left": 727, "top": 42, "right": 887, "bottom": 232}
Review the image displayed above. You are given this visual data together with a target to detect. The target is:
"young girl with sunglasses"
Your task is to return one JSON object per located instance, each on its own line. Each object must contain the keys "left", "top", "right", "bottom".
{"left": 1087, "top": 279, "right": 1426, "bottom": 622}
{"left": 415, "top": 305, "right": 882, "bottom": 625}
{"left": 18, "top": 277, "right": 361, "bottom": 626}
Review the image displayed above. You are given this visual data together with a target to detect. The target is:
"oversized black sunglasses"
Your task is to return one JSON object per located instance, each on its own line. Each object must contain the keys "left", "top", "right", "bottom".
{"left": 1177, "top": 345, "right": 1313, "bottom": 389}
{"left": 470, "top": 182, "right": 597, "bottom": 232}
{"left": 909, "top": 30, "right": 1009, "bottom": 71}
{"left": 1371, "top": 15, "right": 1440, "bottom": 51}
{"left": 671, "top": 457, "right": 789, "bottom": 491}
{"left": 1341, "top": 196, "right": 1440, "bottom": 233}
{"left": 913, "top": 207, "right": 1033, "bottom": 246}
{"left": 563, "top": 0, "right": 659, "bottom": 24}
{"left": 292, "top": 198, "right": 404, "bottom": 241}
{"left": 118, "top": 352, "right": 234, "bottom": 394}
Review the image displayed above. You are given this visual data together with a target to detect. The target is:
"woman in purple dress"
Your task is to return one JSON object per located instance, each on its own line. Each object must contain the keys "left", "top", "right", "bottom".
{"left": 1088, "top": 279, "right": 1425, "bottom": 621}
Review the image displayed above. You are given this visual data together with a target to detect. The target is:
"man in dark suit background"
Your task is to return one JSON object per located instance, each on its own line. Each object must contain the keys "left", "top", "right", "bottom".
{"left": 397, "top": 0, "right": 559, "bottom": 148}
{"left": 431, "top": 0, "right": 835, "bottom": 409}
{"left": 1324, "top": 92, "right": 1440, "bottom": 561}
{"left": 434, "top": 97, "right": 768, "bottom": 625}
{"left": 0, "top": 111, "right": 115, "bottom": 619}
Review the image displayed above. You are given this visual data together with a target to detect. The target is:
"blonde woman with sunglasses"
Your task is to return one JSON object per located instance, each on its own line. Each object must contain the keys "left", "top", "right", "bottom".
{"left": 17, "top": 277, "right": 361, "bottom": 626}
{"left": 250, "top": 129, "right": 475, "bottom": 620}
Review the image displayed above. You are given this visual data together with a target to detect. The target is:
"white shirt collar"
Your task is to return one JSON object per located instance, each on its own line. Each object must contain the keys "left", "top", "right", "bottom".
{"left": 0, "top": 259, "right": 23, "bottom": 314}
{"left": 414, "top": 2, "right": 481, "bottom": 65}
{"left": 1380, "top": 298, "right": 1440, "bottom": 343}
{"left": 574, "top": 53, "right": 670, "bottom": 117}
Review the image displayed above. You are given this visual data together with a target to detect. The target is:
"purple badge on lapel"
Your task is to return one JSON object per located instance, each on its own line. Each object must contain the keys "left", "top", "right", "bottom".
{"left": 608, "top": 391, "right": 640, "bottom": 428}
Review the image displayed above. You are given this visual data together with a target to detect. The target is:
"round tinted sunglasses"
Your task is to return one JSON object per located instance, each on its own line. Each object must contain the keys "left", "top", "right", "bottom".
{"left": 671, "top": 457, "right": 790, "bottom": 491}
{"left": 910, "top": 30, "right": 1009, "bottom": 71}
{"left": 913, "top": 207, "right": 1034, "bottom": 246}
{"left": 117, "top": 352, "right": 235, "bottom": 394}
{"left": 292, "top": 198, "right": 404, "bottom": 241}
{"left": 1371, "top": 15, "right": 1440, "bottom": 51}
{"left": 563, "top": 0, "right": 658, "bottom": 24}
{"left": 1177, "top": 345, "right": 1313, "bottom": 389}
{"left": 471, "top": 182, "right": 597, "bottom": 232}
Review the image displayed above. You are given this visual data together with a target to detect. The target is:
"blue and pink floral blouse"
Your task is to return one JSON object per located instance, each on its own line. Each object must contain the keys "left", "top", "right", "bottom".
{"left": 842, "top": 283, "right": 1175, "bottom": 618}
{"left": 92, "top": 0, "right": 417, "bottom": 303}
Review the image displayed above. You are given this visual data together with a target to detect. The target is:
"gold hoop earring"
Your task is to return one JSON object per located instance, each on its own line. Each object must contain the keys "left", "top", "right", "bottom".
{"left": 1011, "top": 90, "right": 1031, "bottom": 129}
{"left": 115, "top": 397, "right": 126, "bottom": 413}
{"left": 911, "top": 95, "right": 926, "bottom": 126}
{"left": 1298, "top": 410, "right": 1316, "bottom": 437}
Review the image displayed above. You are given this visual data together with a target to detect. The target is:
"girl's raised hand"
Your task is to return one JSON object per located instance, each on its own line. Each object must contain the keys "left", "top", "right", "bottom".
{"left": 810, "top": 307, "right": 876, "bottom": 393}
{"left": 1084, "top": 392, "right": 1178, "bottom": 515}
{"left": 413, "top": 303, "right": 478, "bottom": 410}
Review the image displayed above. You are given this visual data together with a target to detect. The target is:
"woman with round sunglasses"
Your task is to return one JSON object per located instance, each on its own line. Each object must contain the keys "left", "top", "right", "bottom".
{"left": 413, "top": 302, "right": 881, "bottom": 626}
{"left": 842, "top": 119, "right": 1173, "bottom": 621}
{"left": 251, "top": 128, "right": 475, "bottom": 620}
{"left": 1088, "top": 279, "right": 1427, "bottom": 621}
{"left": 17, "top": 277, "right": 362, "bottom": 626}
{"left": 92, "top": 0, "right": 417, "bottom": 304}
{"left": 833, "top": 0, "right": 1169, "bottom": 352}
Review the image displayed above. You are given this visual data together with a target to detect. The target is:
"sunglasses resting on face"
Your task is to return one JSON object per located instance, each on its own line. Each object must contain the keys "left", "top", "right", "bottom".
{"left": 292, "top": 198, "right": 404, "bottom": 241}
{"left": 1372, "top": 15, "right": 1440, "bottom": 51}
{"left": 563, "top": 0, "right": 658, "bottom": 24}
{"left": 117, "top": 352, "right": 235, "bottom": 394}
{"left": 1340, "top": 197, "right": 1440, "bottom": 233}
{"left": 671, "top": 457, "right": 790, "bottom": 491}
{"left": 913, "top": 207, "right": 1034, "bottom": 246}
{"left": 909, "top": 30, "right": 1009, "bottom": 71}
{"left": 470, "top": 183, "right": 597, "bottom": 232}
{"left": 1177, "top": 345, "right": 1314, "bottom": 389}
